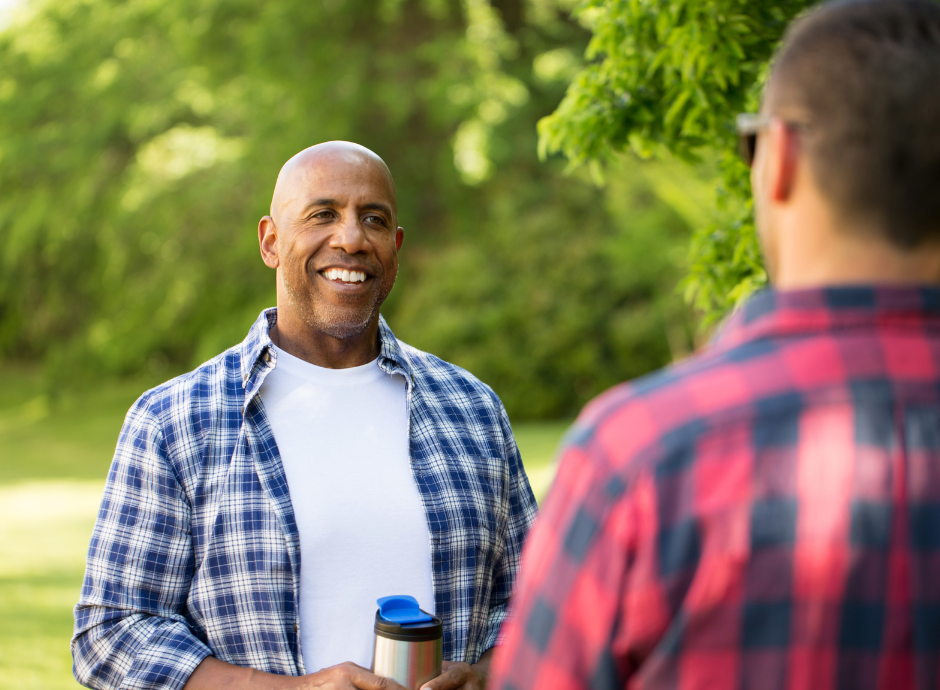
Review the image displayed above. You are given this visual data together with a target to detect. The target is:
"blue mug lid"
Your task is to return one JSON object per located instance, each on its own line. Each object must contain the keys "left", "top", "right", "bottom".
{"left": 377, "top": 595, "right": 433, "bottom": 625}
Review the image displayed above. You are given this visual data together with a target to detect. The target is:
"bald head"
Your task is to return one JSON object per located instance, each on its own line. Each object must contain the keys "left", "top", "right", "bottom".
{"left": 257, "top": 140, "right": 404, "bottom": 356}
{"left": 270, "top": 141, "right": 396, "bottom": 224}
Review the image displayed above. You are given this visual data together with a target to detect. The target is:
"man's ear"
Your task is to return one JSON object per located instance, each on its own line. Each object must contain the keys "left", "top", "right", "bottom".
{"left": 395, "top": 227, "right": 404, "bottom": 251}
{"left": 766, "top": 119, "right": 801, "bottom": 203}
{"left": 259, "top": 216, "right": 279, "bottom": 269}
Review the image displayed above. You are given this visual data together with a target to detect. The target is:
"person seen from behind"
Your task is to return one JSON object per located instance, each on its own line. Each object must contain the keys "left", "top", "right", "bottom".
{"left": 490, "top": 0, "right": 940, "bottom": 688}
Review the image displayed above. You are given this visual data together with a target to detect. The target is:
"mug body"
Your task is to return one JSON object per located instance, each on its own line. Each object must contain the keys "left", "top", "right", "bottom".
{"left": 372, "top": 635, "right": 443, "bottom": 689}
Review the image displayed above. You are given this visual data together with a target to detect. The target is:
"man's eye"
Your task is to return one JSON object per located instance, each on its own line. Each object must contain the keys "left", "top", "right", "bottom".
{"left": 313, "top": 210, "right": 334, "bottom": 219}
{"left": 365, "top": 215, "right": 386, "bottom": 225}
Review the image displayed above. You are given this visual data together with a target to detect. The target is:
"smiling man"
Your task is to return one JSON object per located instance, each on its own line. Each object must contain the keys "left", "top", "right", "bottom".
{"left": 72, "top": 142, "right": 537, "bottom": 690}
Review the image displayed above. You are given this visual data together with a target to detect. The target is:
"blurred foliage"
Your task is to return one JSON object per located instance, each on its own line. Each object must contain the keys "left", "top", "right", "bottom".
{"left": 395, "top": 158, "right": 696, "bottom": 417}
{"left": 539, "top": 0, "right": 816, "bottom": 323}
{"left": 0, "top": 0, "right": 711, "bottom": 419}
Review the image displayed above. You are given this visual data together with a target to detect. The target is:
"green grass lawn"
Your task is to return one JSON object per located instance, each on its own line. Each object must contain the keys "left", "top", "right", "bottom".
{"left": 0, "top": 481, "right": 105, "bottom": 689}
{"left": 0, "top": 366, "right": 568, "bottom": 689}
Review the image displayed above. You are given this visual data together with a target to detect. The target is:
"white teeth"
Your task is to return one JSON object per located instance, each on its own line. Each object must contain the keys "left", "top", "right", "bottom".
{"left": 324, "top": 269, "right": 367, "bottom": 283}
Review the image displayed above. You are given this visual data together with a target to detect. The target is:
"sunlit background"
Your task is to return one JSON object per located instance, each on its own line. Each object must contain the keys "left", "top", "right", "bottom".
{"left": 0, "top": 0, "right": 742, "bottom": 687}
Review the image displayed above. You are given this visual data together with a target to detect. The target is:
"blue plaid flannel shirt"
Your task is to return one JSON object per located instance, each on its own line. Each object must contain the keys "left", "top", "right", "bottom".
{"left": 72, "top": 309, "right": 538, "bottom": 690}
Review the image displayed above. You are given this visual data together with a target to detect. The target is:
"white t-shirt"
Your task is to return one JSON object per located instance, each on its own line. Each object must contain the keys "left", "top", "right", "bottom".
{"left": 258, "top": 345, "right": 435, "bottom": 673}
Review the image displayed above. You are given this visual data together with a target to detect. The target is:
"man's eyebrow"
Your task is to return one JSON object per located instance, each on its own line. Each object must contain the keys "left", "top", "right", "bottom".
{"left": 360, "top": 202, "right": 394, "bottom": 216}
{"left": 300, "top": 198, "right": 339, "bottom": 215}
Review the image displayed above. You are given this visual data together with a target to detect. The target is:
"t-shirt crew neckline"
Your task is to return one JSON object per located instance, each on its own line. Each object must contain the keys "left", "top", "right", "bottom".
{"left": 270, "top": 344, "right": 385, "bottom": 385}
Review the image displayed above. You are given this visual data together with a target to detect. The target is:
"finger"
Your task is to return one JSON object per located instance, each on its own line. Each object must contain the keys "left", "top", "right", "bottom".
{"left": 323, "top": 661, "right": 368, "bottom": 671}
{"left": 419, "top": 663, "right": 469, "bottom": 690}
{"left": 348, "top": 666, "right": 410, "bottom": 690}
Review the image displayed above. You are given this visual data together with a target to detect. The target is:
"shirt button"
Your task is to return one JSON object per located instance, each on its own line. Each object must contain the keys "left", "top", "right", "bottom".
{"left": 293, "top": 622, "right": 299, "bottom": 633}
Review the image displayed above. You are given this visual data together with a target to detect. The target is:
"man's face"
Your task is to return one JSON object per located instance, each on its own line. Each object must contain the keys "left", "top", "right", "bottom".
{"left": 267, "top": 150, "right": 403, "bottom": 340}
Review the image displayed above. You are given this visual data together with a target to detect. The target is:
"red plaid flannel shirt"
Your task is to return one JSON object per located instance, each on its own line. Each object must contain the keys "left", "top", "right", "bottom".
{"left": 491, "top": 287, "right": 940, "bottom": 690}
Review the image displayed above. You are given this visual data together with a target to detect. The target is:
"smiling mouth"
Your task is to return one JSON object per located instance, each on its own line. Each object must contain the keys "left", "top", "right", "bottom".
{"left": 320, "top": 268, "right": 369, "bottom": 284}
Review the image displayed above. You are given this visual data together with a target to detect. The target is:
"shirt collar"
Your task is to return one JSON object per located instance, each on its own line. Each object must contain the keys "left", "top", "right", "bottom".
{"left": 239, "top": 308, "right": 278, "bottom": 387}
{"left": 713, "top": 285, "right": 940, "bottom": 351}
{"left": 375, "top": 313, "right": 413, "bottom": 378}
{"left": 238, "top": 309, "right": 413, "bottom": 408}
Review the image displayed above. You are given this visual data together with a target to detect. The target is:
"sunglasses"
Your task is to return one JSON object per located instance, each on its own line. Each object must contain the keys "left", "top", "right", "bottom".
{"left": 735, "top": 113, "right": 809, "bottom": 167}
{"left": 735, "top": 113, "right": 772, "bottom": 167}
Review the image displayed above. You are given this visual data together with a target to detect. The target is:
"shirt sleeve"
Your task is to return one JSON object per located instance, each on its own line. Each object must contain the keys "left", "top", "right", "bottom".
{"left": 487, "top": 425, "right": 646, "bottom": 690}
{"left": 72, "top": 394, "right": 212, "bottom": 690}
{"left": 478, "top": 402, "right": 540, "bottom": 657}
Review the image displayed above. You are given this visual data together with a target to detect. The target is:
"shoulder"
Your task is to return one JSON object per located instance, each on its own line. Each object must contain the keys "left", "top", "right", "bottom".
{"left": 566, "top": 338, "right": 798, "bottom": 476}
{"left": 396, "top": 339, "right": 504, "bottom": 411}
{"left": 136, "top": 347, "right": 243, "bottom": 418}
{"left": 132, "top": 308, "right": 273, "bottom": 423}
{"left": 392, "top": 339, "right": 520, "bottom": 464}
{"left": 122, "top": 346, "right": 247, "bottom": 471}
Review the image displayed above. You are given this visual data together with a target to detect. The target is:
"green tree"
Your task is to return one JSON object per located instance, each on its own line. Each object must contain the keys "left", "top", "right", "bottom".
{"left": 538, "top": 0, "right": 815, "bottom": 323}
{"left": 0, "top": 0, "right": 701, "bottom": 418}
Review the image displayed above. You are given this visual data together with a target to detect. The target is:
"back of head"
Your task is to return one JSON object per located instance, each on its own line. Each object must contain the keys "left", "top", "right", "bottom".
{"left": 768, "top": 0, "right": 940, "bottom": 248}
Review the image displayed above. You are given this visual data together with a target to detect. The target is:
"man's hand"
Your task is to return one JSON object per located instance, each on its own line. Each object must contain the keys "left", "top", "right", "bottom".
{"left": 184, "top": 657, "right": 409, "bottom": 690}
{"left": 296, "top": 662, "right": 410, "bottom": 690}
{"left": 419, "top": 649, "right": 493, "bottom": 690}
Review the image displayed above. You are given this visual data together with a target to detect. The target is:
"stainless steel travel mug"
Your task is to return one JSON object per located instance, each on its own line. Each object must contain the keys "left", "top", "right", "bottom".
{"left": 371, "top": 595, "right": 443, "bottom": 690}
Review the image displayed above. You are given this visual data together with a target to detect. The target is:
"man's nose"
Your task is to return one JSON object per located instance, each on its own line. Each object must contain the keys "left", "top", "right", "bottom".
{"left": 329, "top": 215, "right": 371, "bottom": 254}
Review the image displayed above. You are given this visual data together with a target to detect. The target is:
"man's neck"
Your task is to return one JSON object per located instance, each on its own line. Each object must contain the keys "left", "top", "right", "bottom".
{"left": 771, "top": 206, "right": 940, "bottom": 289}
{"left": 269, "top": 313, "right": 381, "bottom": 369}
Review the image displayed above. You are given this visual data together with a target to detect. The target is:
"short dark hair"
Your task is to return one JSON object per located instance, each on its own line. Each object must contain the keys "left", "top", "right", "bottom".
{"left": 767, "top": 0, "right": 940, "bottom": 248}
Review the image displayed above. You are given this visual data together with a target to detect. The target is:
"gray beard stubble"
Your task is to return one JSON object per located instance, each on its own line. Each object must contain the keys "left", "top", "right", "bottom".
{"left": 282, "top": 262, "right": 396, "bottom": 340}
